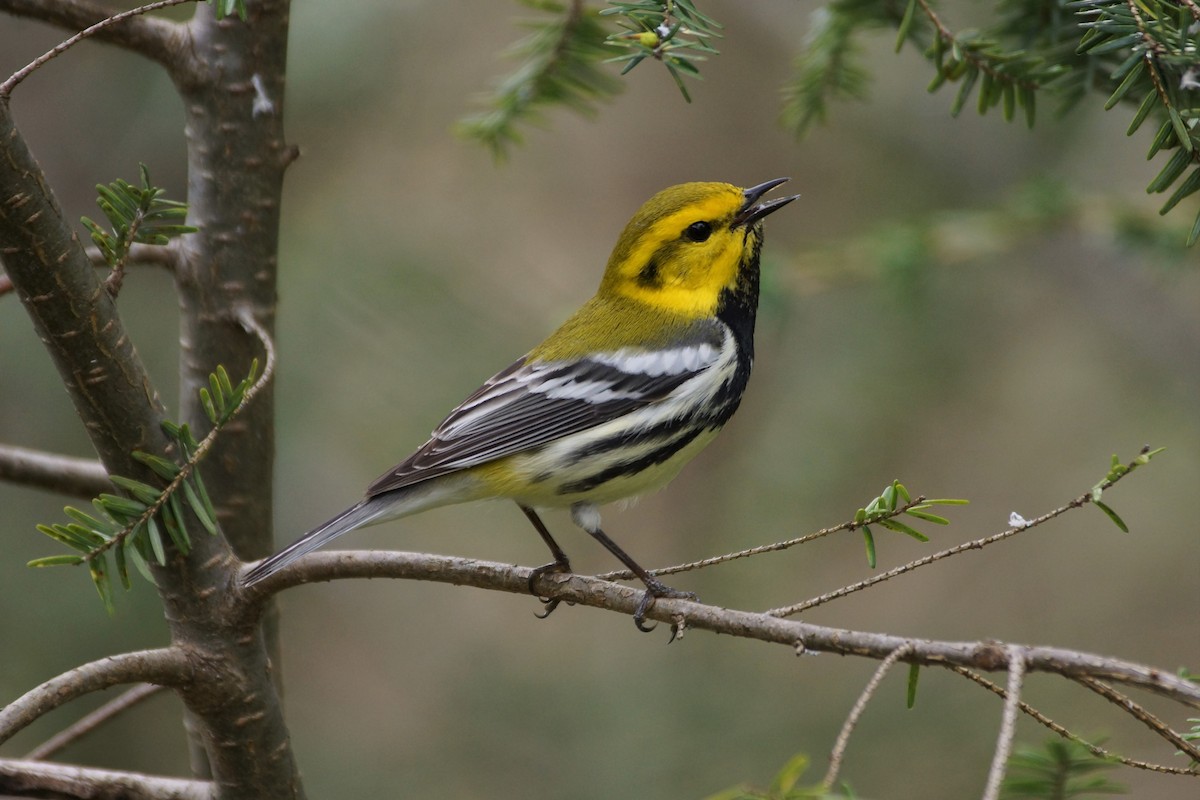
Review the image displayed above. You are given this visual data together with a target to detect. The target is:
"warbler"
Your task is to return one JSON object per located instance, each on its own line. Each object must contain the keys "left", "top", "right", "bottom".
{"left": 243, "top": 179, "right": 798, "bottom": 629}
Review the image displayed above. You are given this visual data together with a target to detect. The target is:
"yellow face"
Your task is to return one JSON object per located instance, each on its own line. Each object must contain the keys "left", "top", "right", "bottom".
{"left": 600, "top": 182, "right": 758, "bottom": 317}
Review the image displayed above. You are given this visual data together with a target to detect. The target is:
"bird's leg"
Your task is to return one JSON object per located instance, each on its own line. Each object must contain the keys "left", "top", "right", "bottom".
{"left": 519, "top": 504, "right": 574, "bottom": 617}
{"left": 570, "top": 503, "right": 697, "bottom": 633}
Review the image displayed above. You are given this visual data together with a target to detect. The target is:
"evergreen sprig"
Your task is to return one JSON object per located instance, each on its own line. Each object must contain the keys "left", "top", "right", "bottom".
{"left": 780, "top": 0, "right": 881, "bottom": 139}
{"left": 602, "top": 0, "right": 723, "bottom": 102}
{"left": 1001, "top": 738, "right": 1127, "bottom": 798}
{"left": 458, "top": 0, "right": 623, "bottom": 159}
{"left": 1069, "top": 0, "right": 1200, "bottom": 245}
{"left": 785, "top": 0, "right": 1199, "bottom": 246}
{"left": 30, "top": 360, "right": 260, "bottom": 613}
{"left": 81, "top": 165, "right": 195, "bottom": 294}
{"left": 1089, "top": 446, "right": 1165, "bottom": 532}
{"left": 854, "top": 480, "right": 968, "bottom": 569}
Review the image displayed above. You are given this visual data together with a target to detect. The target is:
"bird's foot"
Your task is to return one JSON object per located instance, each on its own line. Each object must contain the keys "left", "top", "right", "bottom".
{"left": 528, "top": 558, "right": 573, "bottom": 619}
{"left": 633, "top": 577, "right": 697, "bottom": 638}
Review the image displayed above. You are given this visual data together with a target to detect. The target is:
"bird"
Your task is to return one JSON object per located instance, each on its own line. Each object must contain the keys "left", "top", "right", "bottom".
{"left": 242, "top": 178, "right": 798, "bottom": 630}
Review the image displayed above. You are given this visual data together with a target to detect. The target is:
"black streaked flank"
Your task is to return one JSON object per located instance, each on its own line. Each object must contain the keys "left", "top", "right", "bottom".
{"left": 558, "top": 424, "right": 710, "bottom": 495}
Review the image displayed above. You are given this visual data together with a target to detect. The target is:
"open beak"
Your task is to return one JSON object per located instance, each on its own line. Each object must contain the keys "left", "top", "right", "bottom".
{"left": 733, "top": 177, "right": 799, "bottom": 228}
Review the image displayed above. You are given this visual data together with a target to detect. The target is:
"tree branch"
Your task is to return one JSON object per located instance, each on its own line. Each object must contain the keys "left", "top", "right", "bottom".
{"left": 0, "top": 648, "right": 190, "bottom": 747}
{"left": 0, "top": 443, "right": 110, "bottom": 498}
{"left": 981, "top": 647, "right": 1027, "bottom": 800}
{"left": 86, "top": 242, "right": 180, "bottom": 271}
{"left": 0, "top": 0, "right": 190, "bottom": 74}
{"left": 0, "top": 757, "right": 211, "bottom": 800}
{"left": 952, "top": 665, "right": 1200, "bottom": 775}
{"left": 241, "top": 550, "right": 1200, "bottom": 710}
{"left": 822, "top": 643, "right": 914, "bottom": 791}
{"left": 0, "top": 99, "right": 175, "bottom": 478}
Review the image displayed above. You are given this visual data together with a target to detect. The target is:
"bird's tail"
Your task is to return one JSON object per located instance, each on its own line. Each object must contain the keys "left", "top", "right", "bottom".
{"left": 242, "top": 501, "right": 387, "bottom": 586}
{"left": 241, "top": 475, "right": 479, "bottom": 586}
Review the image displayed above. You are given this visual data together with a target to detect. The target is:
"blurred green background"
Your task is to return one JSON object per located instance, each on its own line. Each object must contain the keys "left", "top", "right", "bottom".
{"left": 1, "top": 2, "right": 1197, "bottom": 798}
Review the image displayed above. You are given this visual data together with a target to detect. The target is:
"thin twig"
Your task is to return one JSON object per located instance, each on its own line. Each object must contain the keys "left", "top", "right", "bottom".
{"left": 25, "top": 683, "right": 165, "bottom": 760}
{"left": 913, "top": 0, "right": 1041, "bottom": 90}
{"left": 0, "top": 443, "right": 110, "bottom": 498}
{"left": 1075, "top": 675, "right": 1200, "bottom": 762}
{"left": 981, "top": 646, "right": 1027, "bottom": 800}
{"left": 769, "top": 452, "right": 1151, "bottom": 617}
{"left": 822, "top": 643, "right": 913, "bottom": 791}
{"left": 0, "top": 648, "right": 189, "bottom": 746}
{"left": 951, "top": 666, "right": 1199, "bottom": 776}
{"left": 0, "top": 757, "right": 210, "bottom": 800}
{"left": 244, "top": 550, "right": 1200, "bottom": 711}
{"left": 1, "top": 0, "right": 197, "bottom": 97}
{"left": 86, "top": 242, "right": 180, "bottom": 271}
{"left": 234, "top": 306, "right": 277, "bottom": 408}
{"left": 0, "top": 0, "right": 188, "bottom": 70}
{"left": 86, "top": 308, "right": 274, "bottom": 560}
{"left": 596, "top": 496, "right": 931, "bottom": 582}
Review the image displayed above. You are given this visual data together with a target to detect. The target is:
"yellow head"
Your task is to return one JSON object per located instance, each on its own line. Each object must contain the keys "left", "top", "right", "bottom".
{"left": 598, "top": 179, "right": 797, "bottom": 317}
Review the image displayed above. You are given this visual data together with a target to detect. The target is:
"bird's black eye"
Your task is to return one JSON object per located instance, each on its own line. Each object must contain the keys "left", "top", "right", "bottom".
{"left": 684, "top": 221, "right": 712, "bottom": 243}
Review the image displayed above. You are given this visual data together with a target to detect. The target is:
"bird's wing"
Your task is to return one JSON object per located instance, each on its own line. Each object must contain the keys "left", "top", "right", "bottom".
{"left": 365, "top": 335, "right": 725, "bottom": 497}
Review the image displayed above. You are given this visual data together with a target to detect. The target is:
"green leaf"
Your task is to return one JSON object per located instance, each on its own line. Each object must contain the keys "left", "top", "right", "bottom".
{"left": 215, "top": 364, "right": 235, "bottom": 401}
{"left": 879, "top": 517, "right": 931, "bottom": 542}
{"left": 208, "top": 372, "right": 227, "bottom": 416}
{"left": 199, "top": 387, "right": 218, "bottom": 425}
{"left": 27, "top": 554, "right": 87, "bottom": 567}
{"left": 147, "top": 517, "right": 167, "bottom": 566}
{"left": 190, "top": 472, "right": 218, "bottom": 534}
{"left": 1085, "top": 32, "right": 1141, "bottom": 56}
{"left": 904, "top": 509, "right": 950, "bottom": 525}
{"left": 769, "top": 752, "right": 810, "bottom": 796}
{"left": 1126, "top": 88, "right": 1158, "bottom": 136}
{"left": 37, "top": 523, "right": 94, "bottom": 553}
{"left": 1094, "top": 500, "right": 1129, "bottom": 533}
{"left": 64, "top": 523, "right": 106, "bottom": 547}
{"left": 881, "top": 483, "right": 897, "bottom": 512}
{"left": 127, "top": 536, "right": 155, "bottom": 582}
{"left": 64, "top": 506, "right": 115, "bottom": 534}
{"left": 114, "top": 534, "right": 131, "bottom": 590}
{"left": 1147, "top": 119, "right": 1177, "bottom": 159}
{"left": 1002, "top": 82, "right": 1016, "bottom": 121}
{"left": 950, "top": 67, "right": 979, "bottom": 117}
{"left": 109, "top": 475, "right": 162, "bottom": 505}
{"left": 1104, "top": 59, "right": 1145, "bottom": 109}
{"left": 183, "top": 477, "right": 218, "bottom": 535}
{"left": 862, "top": 526, "right": 877, "bottom": 569}
{"left": 90, "top": 556, "right": 116, "bottom": 616}
{"left": 1159, "top": 167, "right": 1200, "bottom": 215}
{"left": 1146, "top": 147, "right": 1192, "bottom": 194}
{"left": 895, "top": 0, "right": 917, "bottom": 53}
{"left": 1167, "top": 106, "right": 1192, "bottom": 153}
{"left": 1020, "top": 84, "right": 1036, "bottom": 128}
{"left": 164, "top": 492, "right": 192, "bottom": 554}
{"left": 97, "top": 492, "right": 149, "bottom": 518}
{"left": 132, "top": 450, "right": 181, "bottom": 480}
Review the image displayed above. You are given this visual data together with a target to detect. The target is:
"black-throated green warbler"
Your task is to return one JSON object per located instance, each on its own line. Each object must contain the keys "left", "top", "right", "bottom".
{"left": 243, "top": 179, "right": 798, "bottom": 629}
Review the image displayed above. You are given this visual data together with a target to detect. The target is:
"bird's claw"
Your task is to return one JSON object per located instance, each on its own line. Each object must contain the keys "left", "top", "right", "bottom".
{"left": 632, "top": 578, "right": 697, "bottom": 638}
{"left": 528, "top": 558, "right": 573, "bottom": 620}
{"left": 535, "top": 597, "right": 562, "bottom": 619}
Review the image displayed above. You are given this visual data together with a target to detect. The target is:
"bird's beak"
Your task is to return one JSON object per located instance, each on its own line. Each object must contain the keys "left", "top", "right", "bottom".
{"left": 733, "top": 177, "right": 799, "bottom": 228}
